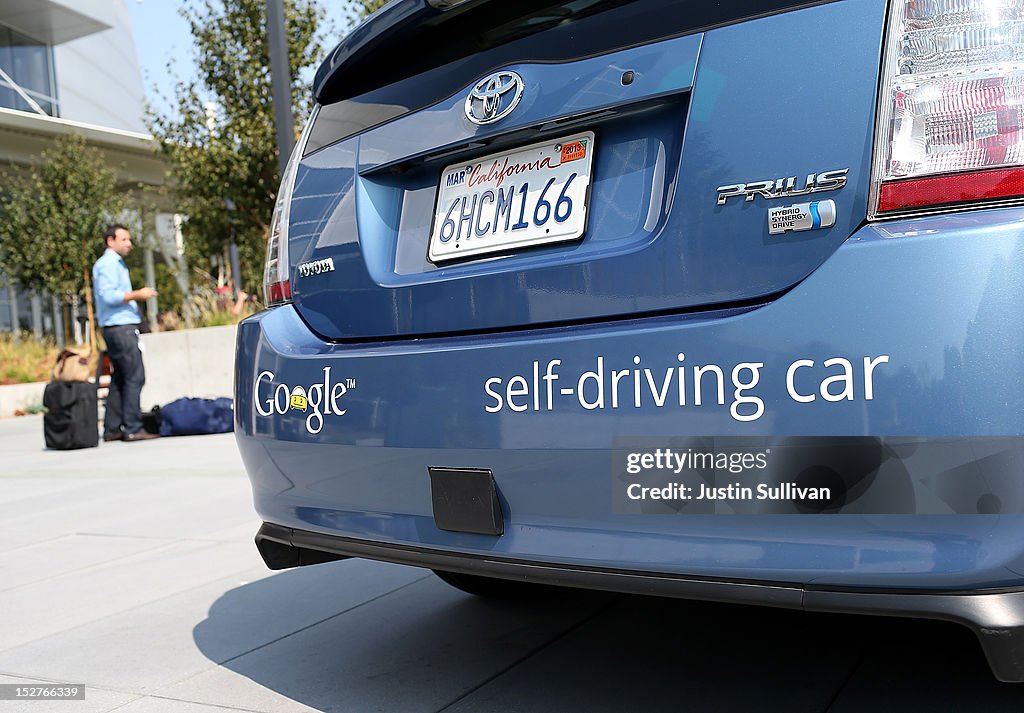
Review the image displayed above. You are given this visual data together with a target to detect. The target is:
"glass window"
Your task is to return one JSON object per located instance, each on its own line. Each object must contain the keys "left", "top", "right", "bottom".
{"left": 0, "top": 24, "right": 58, "bottom": 116}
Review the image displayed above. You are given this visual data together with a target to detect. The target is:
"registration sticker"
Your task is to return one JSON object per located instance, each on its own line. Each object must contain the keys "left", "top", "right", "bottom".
{"left": 428, "top": 132, "right": 595, "bottom": 262}
{"left": 560, "top": 140, "right": 588, "bottom": 163}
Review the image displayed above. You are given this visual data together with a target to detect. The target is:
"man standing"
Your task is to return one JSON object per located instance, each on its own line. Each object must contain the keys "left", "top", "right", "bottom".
{"left": 93, "top": 224, "right": 160, "bottom": 442}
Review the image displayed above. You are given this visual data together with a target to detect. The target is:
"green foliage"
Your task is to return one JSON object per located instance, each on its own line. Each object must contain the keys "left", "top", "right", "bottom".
{"left": 345, "top": 0, "right": 391, "bottom": 25}
{"left": 188, "top": 287, "right": 257, "bottom": 328}
{"left": 127, "top": 256, "right": 184, "bottom": 321}
{"left": 148, "top": 0, "right": 392, "bottom": 302}
{"left": 0, "top": 333, "right": 58, "bottom": 385}
{"left": 149, "top": 0, "right": 327, "bottom": 295}
{"left": 0, "top": 134, "right": 123, "bottom": 299}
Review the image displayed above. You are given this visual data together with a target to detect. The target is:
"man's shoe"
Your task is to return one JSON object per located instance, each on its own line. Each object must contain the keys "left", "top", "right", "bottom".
{"left": 103, "top": 432, "right": 123, "bottom": 442}
{"left": 123, "top": 431, "right": 160, "bottom": 442}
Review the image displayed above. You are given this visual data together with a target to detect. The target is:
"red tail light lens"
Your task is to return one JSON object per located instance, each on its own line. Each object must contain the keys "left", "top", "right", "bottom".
{"left": 870, "top": 1, "right": 1024, "bottom": 218}
{"left": 263, "top": 105, "right": 319, "bottom": 306}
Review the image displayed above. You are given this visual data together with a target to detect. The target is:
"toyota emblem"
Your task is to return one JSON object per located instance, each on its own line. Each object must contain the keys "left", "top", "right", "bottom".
{"left": 465, "top": 71, "right": 524, "bottom": 125}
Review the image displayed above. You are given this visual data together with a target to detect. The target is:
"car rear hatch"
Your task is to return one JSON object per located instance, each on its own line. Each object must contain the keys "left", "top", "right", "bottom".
{"left": 287, "top": 0, "right": 886, "bottom": 341}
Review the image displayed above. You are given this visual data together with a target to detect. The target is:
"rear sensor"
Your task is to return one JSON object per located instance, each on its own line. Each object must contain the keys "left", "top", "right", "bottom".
{"left": 428, "top": 467, "right": 504, "bottom": 536}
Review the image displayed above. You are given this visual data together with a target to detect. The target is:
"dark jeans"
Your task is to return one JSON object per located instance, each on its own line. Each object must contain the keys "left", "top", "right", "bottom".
{"left": 102, "top": 325, "right": 146, "bottom": 436}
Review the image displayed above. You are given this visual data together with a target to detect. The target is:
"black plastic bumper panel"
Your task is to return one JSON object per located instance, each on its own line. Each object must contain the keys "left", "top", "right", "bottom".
{"left": 255, "top": 522, "right": 1024, "bottom": 682}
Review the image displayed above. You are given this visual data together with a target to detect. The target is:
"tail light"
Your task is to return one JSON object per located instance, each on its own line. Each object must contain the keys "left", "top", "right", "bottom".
{"left": 263, "top": 105, "right": 319, "bottom": 306}
{"left": 869, "top": 0, "right": 1024, "bottom": 218}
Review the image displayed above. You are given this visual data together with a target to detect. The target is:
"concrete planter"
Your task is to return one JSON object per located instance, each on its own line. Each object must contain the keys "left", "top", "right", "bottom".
{"left": 0, "top": 324, "right": 238, "bottom": 419}
{"left": 139, "top": 324, "right": 237, "bottom": 409}
{"left": 0, "top": 381, "right": 47, "bottom": 418}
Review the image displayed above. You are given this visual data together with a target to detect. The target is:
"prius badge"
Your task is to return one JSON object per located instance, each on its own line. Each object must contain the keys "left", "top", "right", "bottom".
{"left": 465, "top": 71, "right": 524, "bottom": 125}
{"left": 716, "top": 168, "right": 848, "bottom": 205}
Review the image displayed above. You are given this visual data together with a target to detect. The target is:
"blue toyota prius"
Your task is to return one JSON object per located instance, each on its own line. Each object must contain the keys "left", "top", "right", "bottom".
{"left": 235, "top": 0, "right": 1024, "bottom": 681}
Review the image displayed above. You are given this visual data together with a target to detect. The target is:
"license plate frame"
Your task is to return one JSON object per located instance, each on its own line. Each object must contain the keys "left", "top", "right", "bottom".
{"left": 428, "top": 131, "right": 595, "bottom": 263}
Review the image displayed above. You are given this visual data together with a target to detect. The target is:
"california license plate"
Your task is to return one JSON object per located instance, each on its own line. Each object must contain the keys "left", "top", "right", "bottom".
{"left": 428, "top": 132, "right": 595, "bottom": 262}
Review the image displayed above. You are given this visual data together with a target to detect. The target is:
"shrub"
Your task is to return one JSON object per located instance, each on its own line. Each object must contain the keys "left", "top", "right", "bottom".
{"left": 0, "top": 333, "right": 59, "bottom": 385}
{"left": 190, "top": 288, "right": 257, "bottom": 328}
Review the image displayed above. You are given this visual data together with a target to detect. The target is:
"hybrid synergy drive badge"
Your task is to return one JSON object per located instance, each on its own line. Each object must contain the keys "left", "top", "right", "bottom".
{"left": 768, "top": 200, "right": 836, "bottom": 235}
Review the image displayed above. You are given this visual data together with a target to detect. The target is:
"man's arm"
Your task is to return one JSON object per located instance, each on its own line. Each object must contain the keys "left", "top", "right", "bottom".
{"left": 94, "top": 260, "right": 157, "bottom": 306}
{"left": 124, "top": 287, "right": 157, "bottom": 302}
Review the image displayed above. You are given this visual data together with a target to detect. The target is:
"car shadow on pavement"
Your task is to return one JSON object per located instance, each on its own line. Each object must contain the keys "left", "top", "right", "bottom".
{"left": 193, "top": 560, "right": 1024, "bottom": 713}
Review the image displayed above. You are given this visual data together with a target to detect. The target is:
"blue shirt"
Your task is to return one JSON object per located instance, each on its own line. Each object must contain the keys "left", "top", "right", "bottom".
{"left": 93, "top": 249, "right": 141, "bottom": 327}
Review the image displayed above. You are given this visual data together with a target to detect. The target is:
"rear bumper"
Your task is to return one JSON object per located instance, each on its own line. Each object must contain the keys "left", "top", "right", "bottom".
{"left": 256, "top": 521, "right": 1024, "bottom": 682}
{"left": 236, "top": 209, "right": 1024, "bottom": 585}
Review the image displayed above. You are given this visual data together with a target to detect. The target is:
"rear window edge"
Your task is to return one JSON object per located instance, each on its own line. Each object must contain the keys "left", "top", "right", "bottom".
{"left": 309, "top": 0, "right": 839, "bottom": 151}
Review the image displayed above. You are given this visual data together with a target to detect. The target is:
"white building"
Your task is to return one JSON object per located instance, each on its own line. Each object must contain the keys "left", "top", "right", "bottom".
{"left": 0, "top": 0, "right": 169, "bottom": 340}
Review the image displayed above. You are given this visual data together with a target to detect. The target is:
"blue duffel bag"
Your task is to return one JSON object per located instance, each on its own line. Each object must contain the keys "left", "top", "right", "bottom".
{"left": 158, "top": 397, "right": 234, "bottom": 436}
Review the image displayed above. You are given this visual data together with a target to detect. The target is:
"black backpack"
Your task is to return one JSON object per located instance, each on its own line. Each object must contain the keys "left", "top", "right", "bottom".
{"left": 43, "top": 381, "right": 99, "bottom": 450}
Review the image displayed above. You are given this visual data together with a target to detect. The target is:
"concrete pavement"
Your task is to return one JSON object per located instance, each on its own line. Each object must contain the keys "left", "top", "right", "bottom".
{"left": 0, "top": 414, "right": 1022, "bottom": 712}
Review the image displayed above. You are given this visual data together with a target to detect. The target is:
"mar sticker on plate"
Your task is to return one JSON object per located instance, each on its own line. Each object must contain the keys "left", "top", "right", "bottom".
{"left": 428, "top": 132, "right": 595, "bottom": 262}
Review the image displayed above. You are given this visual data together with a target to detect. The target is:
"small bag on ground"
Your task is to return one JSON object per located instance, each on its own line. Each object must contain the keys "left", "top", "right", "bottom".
{"left": 51, "top": 347, "right": 91, "bottom": 382}
{"left": 43, "top": 381, "right": 99, "bottom": 450}
{"left": 159, "top": 397, "right": 233, "bottom": 436}
{"left": 142, "top": 405, "right": 161, "bottom": 435}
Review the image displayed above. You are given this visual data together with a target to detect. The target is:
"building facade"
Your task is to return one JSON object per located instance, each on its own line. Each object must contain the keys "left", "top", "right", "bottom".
{"left": 0, "top": 0, "right": 169, "bottom": 341}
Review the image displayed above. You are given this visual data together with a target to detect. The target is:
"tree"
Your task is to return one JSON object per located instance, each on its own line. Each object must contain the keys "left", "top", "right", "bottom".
{"left": 149, "top": 0, "right": 326, "bottom": 297}
{"left": 345, "top": 0, "right": 390, "bottom": 25}
{"left": 125, "top": 188, "right": 195, "bottom": 327}
{"left": 0, "top": 133, "right": 123, "bottom": 345}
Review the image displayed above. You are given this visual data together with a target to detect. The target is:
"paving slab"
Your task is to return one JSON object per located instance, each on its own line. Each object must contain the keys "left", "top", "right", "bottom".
{"left": 0, "top": 416, "right": 240, "bottom": 479}
{"left": 444, "top": 595, "right": 870, "bottom": 713}
{"left": 0, "top": 560, "right": 426, "bottom": 693}
{"left": 0, "top": 477, "right": 166, "bottom": 523}
{"left": 0, "top": 526, "right": 68, "bottom": 555}
{"left": 44, "top": 481, "right": 252, "bottom": 540}
{"left": 0, "top": 477, "right": 93, "bottom": 503}
{"left": 107, "top": 694, "right": 280, "bottom": 713}
{"left": 0, "top": 537, "right": 258, "bottom": 650}
{"left": 0, "top": 533, "right": 177, "bottom": 592}
{"left": 156, "top": 575, "right": 615, "bottom": 713}
{"left": 827, "top": 619, "right": 1024, "bottom": 712}
{"left": 0, "top": 674, "right": 138, "bottom": 713}
{"left": 184, "top": 520, "right": 266, "bottom": 545}
{"left": 0, "top": 479, "right": 255, "bottom": 544}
